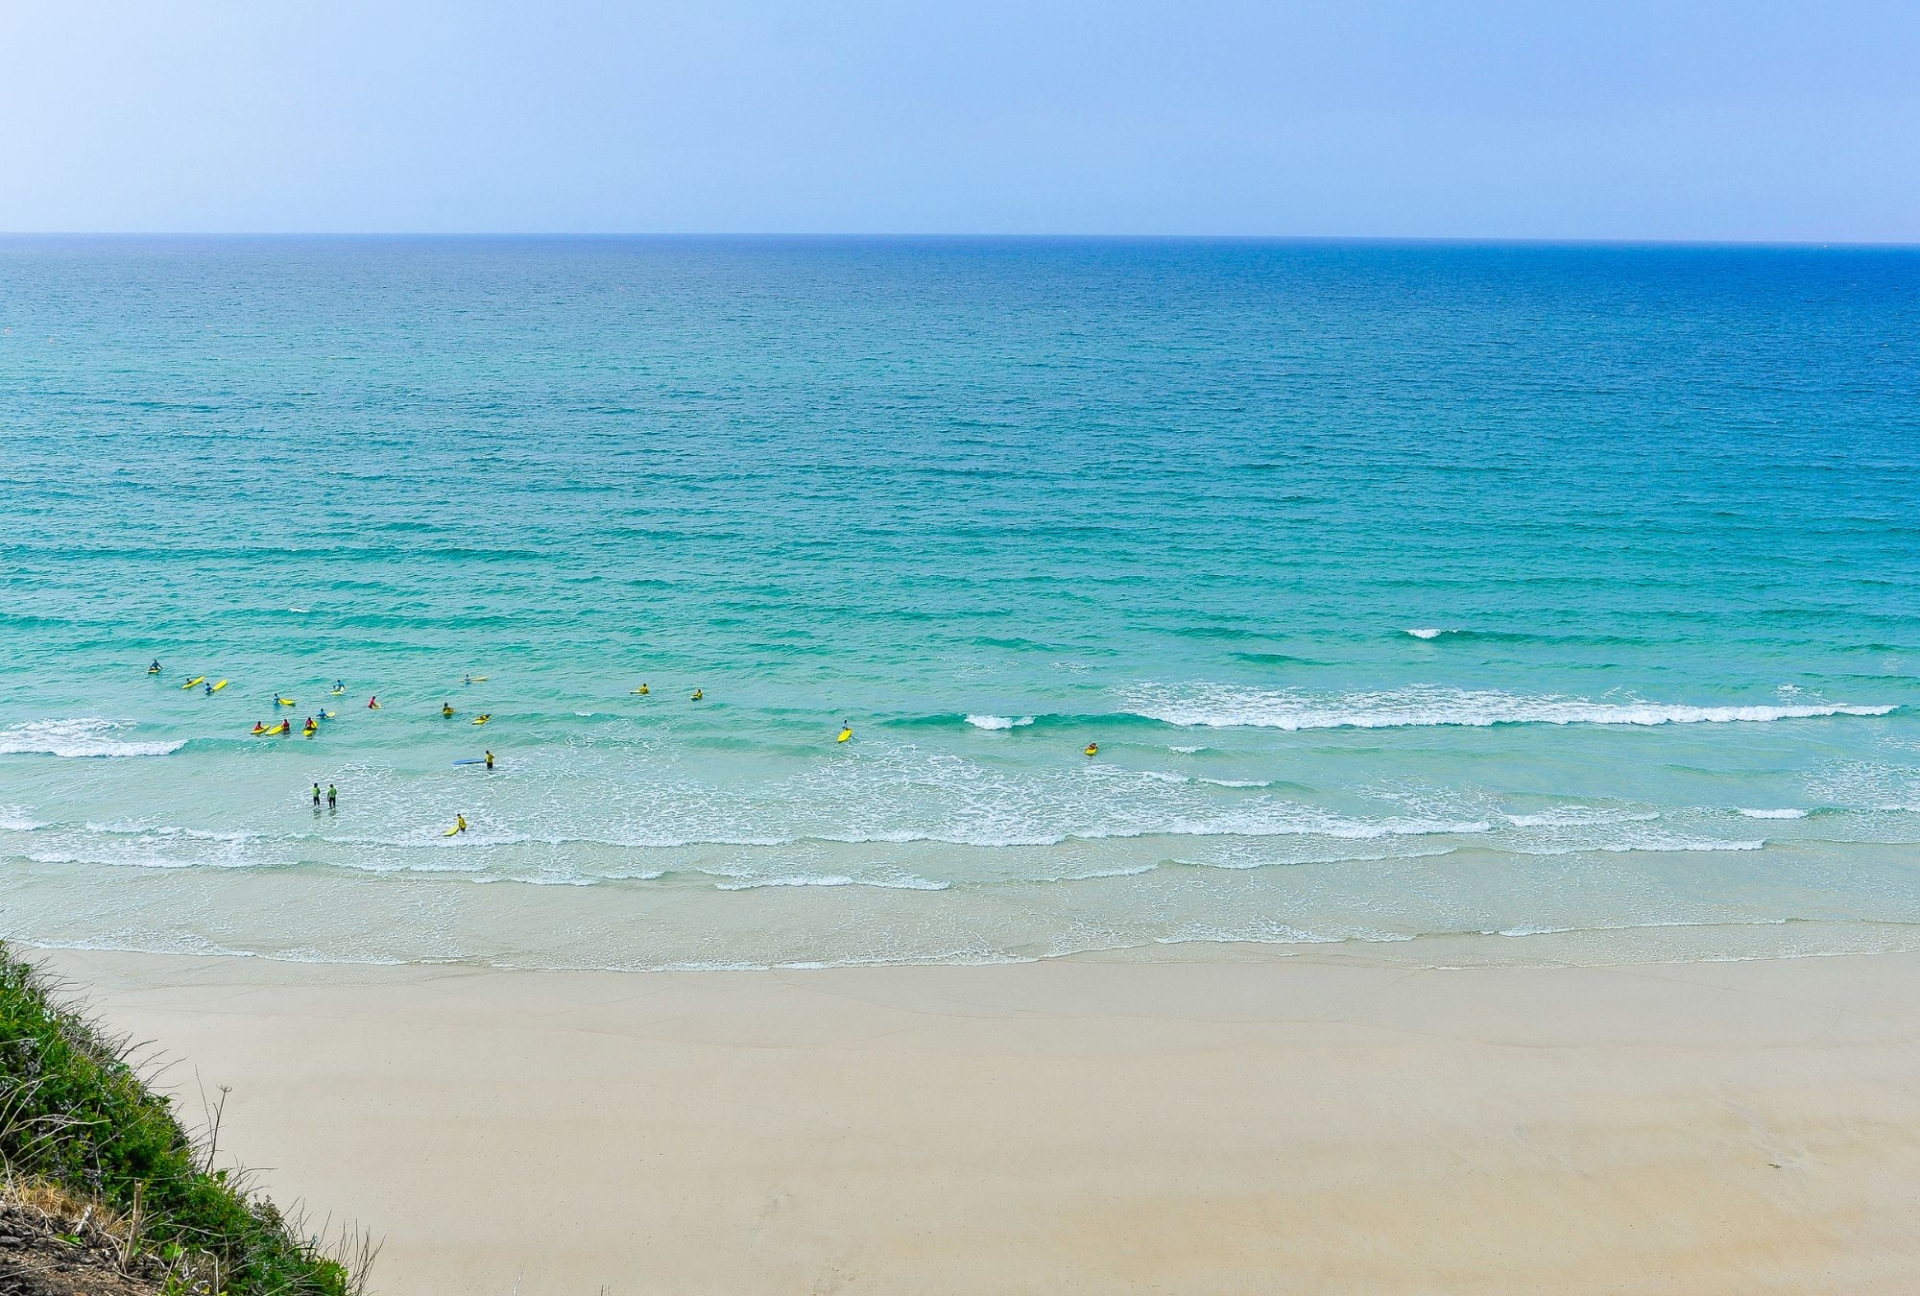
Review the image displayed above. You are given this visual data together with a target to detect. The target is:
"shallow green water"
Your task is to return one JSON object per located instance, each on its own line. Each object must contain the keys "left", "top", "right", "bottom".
{"left": 2, "top": 238, "right": 1916, "bottom": 967}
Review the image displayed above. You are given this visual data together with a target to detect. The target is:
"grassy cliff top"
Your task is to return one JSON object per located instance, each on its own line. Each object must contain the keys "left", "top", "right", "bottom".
{"left": 0, "top": 943, "right": 367, "bottom": 1296}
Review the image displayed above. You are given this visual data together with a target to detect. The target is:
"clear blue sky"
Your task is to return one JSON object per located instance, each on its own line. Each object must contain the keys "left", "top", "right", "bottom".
{"left": 3, "top": 1, "right": 1916, "bottom": 238}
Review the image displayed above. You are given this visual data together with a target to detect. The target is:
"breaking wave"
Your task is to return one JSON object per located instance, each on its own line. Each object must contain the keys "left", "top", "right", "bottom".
{"left": 1125, "top": 685, "right": 1895, "bottom": 731}
{"left": 0, "top": 719, "right": 187, "bottom": 759}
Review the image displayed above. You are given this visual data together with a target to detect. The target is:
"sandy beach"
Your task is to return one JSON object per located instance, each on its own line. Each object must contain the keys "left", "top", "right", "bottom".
{"left": 37, "top": 941, "right": 1920, "bottom": 1295}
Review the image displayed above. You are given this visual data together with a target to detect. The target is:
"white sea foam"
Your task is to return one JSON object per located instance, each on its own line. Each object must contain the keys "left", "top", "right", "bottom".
{"left": 1049, "top": 863, "right": 1160, "bottom": 881}
{"left": 714, "top": 874, "right": 949, "bottom": 892}
{"left": 82, "top": 821, "right": 261, "bottom": 843}
{"left": 1405, "top": 628, "right": 1447, "bottom": 639}
{"left": 0, "top": 808, "right": 43, "bottom": 832}
{"left": 1172, "top": 844, "right": 1458, "bottom": 872}
{"left": 965, "top": 714, "right": 1034, "bottom": 730}
{"left": 1505, "top": 807, "right": 1659, "bottom": 828}
{"left": 1739, "top": 808, "right": 1809, "bottom": 819}
{"left": 1126, "top": 685, "right": 1896, "bottom": 731}
{"left": 1169, "top": 745, "right": 1204, "bottom": 754}
{"left": 30, "top": 851, "right": 202, "bottom": 870}
{"left": 1497, "top": 917, "right": 1788, "bottom": 939}
{"left": 1598, "top": 837, "right": 1765, "bottom": 853}
{"left": 0, "top": 719, "right": 186, "bottom": 758}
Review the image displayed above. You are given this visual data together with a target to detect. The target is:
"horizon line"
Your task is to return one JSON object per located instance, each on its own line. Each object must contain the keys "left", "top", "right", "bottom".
{"left": 0, "top": 231, "right": 1916, "bottom": 250}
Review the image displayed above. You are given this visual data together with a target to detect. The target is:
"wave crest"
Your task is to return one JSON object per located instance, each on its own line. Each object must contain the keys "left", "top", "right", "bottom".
{"left": 1126, "top": 685, "right": 1895, "bottom": 731}
{"left": 0, "top": 719, "right": 186, "bottom": 759}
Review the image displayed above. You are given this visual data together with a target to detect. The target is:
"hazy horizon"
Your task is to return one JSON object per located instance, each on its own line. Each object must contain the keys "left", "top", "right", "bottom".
{"left": 3, "top": 233, "right": 1918, "bottom": 248}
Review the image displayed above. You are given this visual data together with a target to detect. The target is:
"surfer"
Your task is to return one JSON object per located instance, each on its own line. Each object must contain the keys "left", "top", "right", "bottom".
{"left": 327, "top": 784, "right": 337, "bottom": 810}
{"left": 484, "top": 750, "right": 494, "bottom": 770}
{"left": 454, "top": 814, "right": 468, "bottom": 835}
{"left": 837, "top": 722, "right": 853, "bottom": 743}
{"left": 1084, "top": 742, "right": 1099, "bottom": 757}
{"left": 691, "top": 688, "right": 704, "bottom": 701}
{"left": 636, "top": 683, "right": 649, "bottom": 695}
{"left": 442, "top": 702, "right": 455, "bottom": 718}
{"left": 311, "top": 783, "right": 321, "bottom": 808}
{"left": 252, "top": 721, "right": 266, "bottom": 735}
{"left": 368, "top": 696, "right": 381, "bottom": 709}
{"left": 203, "top": 681, "right": 213, "bottom": 696}
{"left": 148, "top": 660, "right": 161, "bottom": 675}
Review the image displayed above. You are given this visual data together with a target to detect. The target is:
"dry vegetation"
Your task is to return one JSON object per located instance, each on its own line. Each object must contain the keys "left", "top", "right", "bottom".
{"left": 0, "top": 944, "right": 375, "bottom": 1295}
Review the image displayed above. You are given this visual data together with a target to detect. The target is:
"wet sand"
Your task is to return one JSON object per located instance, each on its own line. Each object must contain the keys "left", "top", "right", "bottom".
{"left": 39, "top": 943, "right": 1920, "bottom": 1295}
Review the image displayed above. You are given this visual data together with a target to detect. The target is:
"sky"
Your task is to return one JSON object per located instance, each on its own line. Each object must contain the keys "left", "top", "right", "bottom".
{"left": 1, "top": 1, "right": 1916, "bottom": 239}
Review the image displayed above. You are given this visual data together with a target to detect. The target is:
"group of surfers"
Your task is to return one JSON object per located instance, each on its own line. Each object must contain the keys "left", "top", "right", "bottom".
{"left": 156, "top": 662, "right": 1102, "bottom": 758}
{"left": 153, "top": 660, "right": 1103, "bottom": 838}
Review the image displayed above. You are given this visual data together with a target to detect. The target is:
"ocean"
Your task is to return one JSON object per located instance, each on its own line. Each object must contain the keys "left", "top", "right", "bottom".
{"left": 2, "top": 236, "right": 1916, "bottom": 969}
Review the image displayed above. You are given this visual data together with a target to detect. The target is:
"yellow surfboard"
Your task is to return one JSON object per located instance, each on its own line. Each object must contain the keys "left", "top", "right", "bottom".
{"left": 472, "top": 714, "right": 491, "bottom": 725}
{"left": 276, "top": 696, "right": 296, "bottom": 707}
{"left": 837, "top": 728, "right": 852, "bottom": 743}
{"left": 182, "top": 676, "right": 206, "bottom": 689}
{"left": 211, "top": 679, "right": 228, "bottom": 692}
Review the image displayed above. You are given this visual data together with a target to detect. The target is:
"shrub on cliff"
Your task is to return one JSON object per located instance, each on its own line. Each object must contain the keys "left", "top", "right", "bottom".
{"left": 0, "top": 944, "right": 363, "bottom": 1296}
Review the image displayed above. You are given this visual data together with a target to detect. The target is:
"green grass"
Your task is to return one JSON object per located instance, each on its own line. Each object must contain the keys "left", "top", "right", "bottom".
{"left": 0, "top": 942, "right": 361, "bottom": 1295}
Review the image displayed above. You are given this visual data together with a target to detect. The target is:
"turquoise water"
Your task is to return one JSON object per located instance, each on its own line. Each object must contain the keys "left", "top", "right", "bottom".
{"left": 2, "top": 237, "right": 1917, "bottom": 968}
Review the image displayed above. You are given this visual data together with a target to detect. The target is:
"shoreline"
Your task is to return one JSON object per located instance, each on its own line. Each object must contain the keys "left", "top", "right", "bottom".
{"left": 17, "top": 911, "right": 1920, "bottom": 976}
{"left": 36, "top": 940, "right": 1920, "bottom": 1294}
